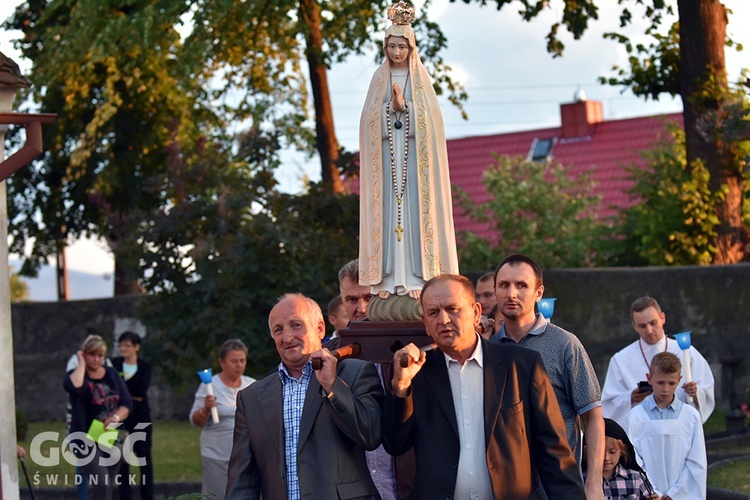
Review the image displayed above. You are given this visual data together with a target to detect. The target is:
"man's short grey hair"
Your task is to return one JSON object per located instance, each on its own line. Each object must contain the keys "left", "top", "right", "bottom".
{"left": 338, "top": 259, "right": 359, "bottom": 287}
{"left": 268, "top": 293, "right": 324, "bottom": 332}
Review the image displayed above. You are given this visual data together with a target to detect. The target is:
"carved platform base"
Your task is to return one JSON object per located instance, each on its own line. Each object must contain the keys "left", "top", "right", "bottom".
{"left": 366, "top": 293, "right": 422, "bottom": 322}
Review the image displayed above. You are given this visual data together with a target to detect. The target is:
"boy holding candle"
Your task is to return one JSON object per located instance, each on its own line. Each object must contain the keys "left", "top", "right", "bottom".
{"left": 627, "top": 352, "right": 707, "bottom": 500}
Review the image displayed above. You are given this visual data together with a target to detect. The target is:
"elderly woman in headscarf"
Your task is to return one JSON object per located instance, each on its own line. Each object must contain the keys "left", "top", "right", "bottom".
{"left": 359, "top": 1, "right": 458, "bottom": 301}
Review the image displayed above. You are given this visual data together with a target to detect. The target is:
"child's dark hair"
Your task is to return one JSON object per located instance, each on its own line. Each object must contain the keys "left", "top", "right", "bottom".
{"left": 650, "top": 351, "right": 681, "bottom": 375}
{"left": 117, "top": 331, "right": 142, "bottom": 346}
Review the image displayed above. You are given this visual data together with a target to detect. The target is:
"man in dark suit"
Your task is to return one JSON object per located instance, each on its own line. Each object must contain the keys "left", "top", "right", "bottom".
{"left": 384, "top": 274, "right": 585, "bottom": 499}
{"left": 226, "top": 293, "right": 384, "bottom": 500}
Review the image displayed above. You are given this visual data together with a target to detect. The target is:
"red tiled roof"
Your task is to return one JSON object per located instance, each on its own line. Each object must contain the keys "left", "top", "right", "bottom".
{"left": 447, "top": 111, "right": 684, "bottom": 240}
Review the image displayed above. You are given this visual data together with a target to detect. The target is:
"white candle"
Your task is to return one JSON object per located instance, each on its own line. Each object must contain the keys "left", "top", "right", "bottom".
{"left": 682, "top": 349, "right": 693, "bottom": 405}
{"left": 205, "top": 383, "right": 220, "bottom": 424}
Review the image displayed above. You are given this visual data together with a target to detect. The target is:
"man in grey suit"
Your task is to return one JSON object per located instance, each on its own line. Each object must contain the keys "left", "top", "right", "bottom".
{"left": 384, "top": 275, "right": 584, "bottom": 499}
{"left": 225, "top": 293, "right": 384, "bottom": 499}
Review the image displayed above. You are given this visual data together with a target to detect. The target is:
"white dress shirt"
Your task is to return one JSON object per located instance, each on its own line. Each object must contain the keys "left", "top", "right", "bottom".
{"left": 445, "top": 336, "right": 493, "bottom": 500}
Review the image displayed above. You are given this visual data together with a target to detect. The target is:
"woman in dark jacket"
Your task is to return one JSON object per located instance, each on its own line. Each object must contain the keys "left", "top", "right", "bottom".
{"left": 112, "top": 331, "right": 153, "bottom": 500}
{"left": 64, "top": 334, "right": 132, "bottom": 500}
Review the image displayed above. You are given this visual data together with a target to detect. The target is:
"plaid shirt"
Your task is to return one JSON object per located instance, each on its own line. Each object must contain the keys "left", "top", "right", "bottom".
{"left": 279, "top": 360, "right": 313, "bottom": 500}
{"left": 598, "top": 463, "right": 653, "bottom": 499}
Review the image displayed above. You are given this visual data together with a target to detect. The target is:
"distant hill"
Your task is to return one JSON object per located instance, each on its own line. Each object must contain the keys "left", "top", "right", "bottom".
{"left": 10, "top": 260, "right": 113, "bottom": 302}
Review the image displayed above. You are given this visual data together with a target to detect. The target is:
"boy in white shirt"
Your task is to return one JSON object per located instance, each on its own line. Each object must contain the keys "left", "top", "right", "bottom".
{"left": 627, "top": 352, "right": 707, "bottom": 500}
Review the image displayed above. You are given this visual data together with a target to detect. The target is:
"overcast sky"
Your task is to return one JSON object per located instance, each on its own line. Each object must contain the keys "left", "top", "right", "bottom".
{"left": 2, "top": 0, "right": 748, "bottom": 293}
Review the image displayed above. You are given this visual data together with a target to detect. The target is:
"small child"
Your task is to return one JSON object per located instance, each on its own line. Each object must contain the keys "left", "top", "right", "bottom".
{"left": 627, "top": 352, "right": 707, "bottom": 500}
{"left": 589, "top": 418, "right": 659, "bottom": 499}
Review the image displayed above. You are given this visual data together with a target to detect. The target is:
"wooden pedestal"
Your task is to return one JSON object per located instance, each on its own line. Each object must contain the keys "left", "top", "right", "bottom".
{"left": 337, "top": 320, "right": 432, "bottom": 363}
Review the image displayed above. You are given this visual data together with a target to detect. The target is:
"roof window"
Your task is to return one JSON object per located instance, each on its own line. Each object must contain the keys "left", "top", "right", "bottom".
{"left": 528, "top": 137, "right": 556, "bottom": 162}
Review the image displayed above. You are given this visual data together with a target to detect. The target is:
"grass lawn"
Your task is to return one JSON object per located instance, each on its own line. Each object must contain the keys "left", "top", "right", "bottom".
{"left": 708, "top": 455, "right": 750, "bottom": 494}
{"left": 702, "top": 407, "right": 750, "bottom": 436}
{"left": 18, "top": 420, "right": 203, "bottom": 488}
{"left": 150, "top": 420, "right": 202, "bottom": 482}
{"left": 703, "top": 408, "right": 729, "bottom": 435}
{"left": 704, "top": 409, "right": 750, "bottom": 494}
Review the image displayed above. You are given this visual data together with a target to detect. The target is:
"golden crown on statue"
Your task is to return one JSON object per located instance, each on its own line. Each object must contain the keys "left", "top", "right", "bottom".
{"left": 388, "top": 1, "right": 415, "bottom": 26}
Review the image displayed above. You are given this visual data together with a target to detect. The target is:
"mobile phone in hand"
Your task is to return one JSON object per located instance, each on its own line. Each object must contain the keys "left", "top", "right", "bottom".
{"left": 637, "top": 381, "right": 652, "bottom": 393}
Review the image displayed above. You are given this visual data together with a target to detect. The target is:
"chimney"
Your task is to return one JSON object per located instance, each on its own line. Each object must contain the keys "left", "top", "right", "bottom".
{"left": 560, "top": 95, "right": 603, "bottom": 139}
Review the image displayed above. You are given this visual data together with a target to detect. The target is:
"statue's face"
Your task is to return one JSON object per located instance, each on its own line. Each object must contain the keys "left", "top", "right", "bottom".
{"left": 386, "top": 36, "right": 410, "bottom": 69}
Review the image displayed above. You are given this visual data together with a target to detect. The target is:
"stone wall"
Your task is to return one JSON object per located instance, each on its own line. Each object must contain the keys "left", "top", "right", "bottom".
{"left": 13, "top": 263, "right": 750, "bottom": 421}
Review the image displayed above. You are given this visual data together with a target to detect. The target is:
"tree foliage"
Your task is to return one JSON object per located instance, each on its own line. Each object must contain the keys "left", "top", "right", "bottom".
{"left": 454, "top": 155, "right": 608, "bottom": 270}
{"left": 612, "top": 91, "right": 750, "bottom": 266}
{"left": 600, "top": 19, "right": 681, "bottom": 100}
{"left": 613, "top": 126, "right": 720, "bottom": 265}
{"left": 453, "top": 0, "right": 600, "bottom": 58}
{"left": 9, "top": 266, "right": 29, "bottom": 303}
{"left": 139, "top": 177, "right": 360, "bottom": 385}
{"left": 118, "top": 124, "right": 357, "bottom": 383}
{"left": 5, "top": 0, "right": 216, "bottom": 293}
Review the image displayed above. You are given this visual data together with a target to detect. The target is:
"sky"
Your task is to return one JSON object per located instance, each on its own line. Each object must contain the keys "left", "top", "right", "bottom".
{"left": 2, "top": 0, "right": 749, "bottom": 299}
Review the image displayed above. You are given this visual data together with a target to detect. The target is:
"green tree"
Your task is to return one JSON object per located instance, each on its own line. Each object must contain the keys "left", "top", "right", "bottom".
{"left": 613, "top": 126, "right": 719, "bottom": 265}
{"left": 9, "top": 266, "right": 29, "bottom": 303}
{"left": 5, "top": 0, "right": 215, "bottom": 294}
{"left": 612, "top": 93, "right": 750, "bottom": 265}
{"left": 453, "top": 0, "right": 750, "bottom": 263}
{"left": 454, "top": 155, "right": 608, "bottom": 270}
{"left": 139, "top": 176, "right": 360, "bottom": 384}
{"left": 126, "top": 123, "right": 358, "bottom": 383}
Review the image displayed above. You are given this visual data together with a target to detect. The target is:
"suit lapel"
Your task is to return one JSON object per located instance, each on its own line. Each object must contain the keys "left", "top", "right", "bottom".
{"left": 297, "top": 372, "right": 324, "bottom": 451}
{"left": 423, "top": 349, "right": 459, "bottom": 437}
{"left": 482, "top": 341, "right": 508, "bottom": 449}
{"left": 258, "top": 375, "right": 287, "bottom": 481}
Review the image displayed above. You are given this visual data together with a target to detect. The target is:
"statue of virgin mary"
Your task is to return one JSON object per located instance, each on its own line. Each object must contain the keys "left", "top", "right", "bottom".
{"left": 358, "top": 1, "right": 459, "bottom": 303}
